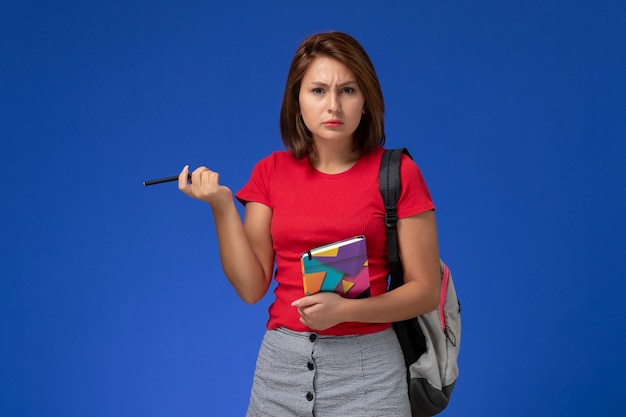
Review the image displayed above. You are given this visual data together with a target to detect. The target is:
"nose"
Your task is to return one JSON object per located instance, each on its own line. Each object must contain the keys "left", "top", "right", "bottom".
{"left": 328, "top": 91, "right": 341, "bottom": 113}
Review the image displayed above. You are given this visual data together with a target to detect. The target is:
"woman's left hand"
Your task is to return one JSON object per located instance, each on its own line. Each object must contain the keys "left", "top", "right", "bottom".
{"left": 291, "top": 292, "right": 347, "bottom": 331}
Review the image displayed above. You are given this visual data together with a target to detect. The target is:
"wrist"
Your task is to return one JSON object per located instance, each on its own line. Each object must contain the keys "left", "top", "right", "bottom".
{"left": 340, "top": 298, "right": 359, "bottom": 323}
{"left": 209, "top": 194, "right": 235, "bottom": 217}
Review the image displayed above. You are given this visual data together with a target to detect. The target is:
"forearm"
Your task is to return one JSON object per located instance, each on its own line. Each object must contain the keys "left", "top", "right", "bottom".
{"left": 342, "top": 280, "right": 440, "bottom": 324}
{"left": 211, "top": 200, "right": 271, "bottom": 303}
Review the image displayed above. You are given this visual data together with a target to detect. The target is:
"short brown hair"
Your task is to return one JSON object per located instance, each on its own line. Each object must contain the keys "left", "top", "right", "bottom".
{"left": 279, "top": 32, "right": 386, "bottom": 158}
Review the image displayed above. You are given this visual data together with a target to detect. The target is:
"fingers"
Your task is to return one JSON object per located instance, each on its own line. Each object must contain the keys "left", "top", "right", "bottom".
{"left": 178, "top": 165, "right": 190, "bottom": 192}
{"left": 292, "top": 293, "right": 344, "bottom": 331}
{"left": 292, "top": 295, "right": 320, "bottom": 322}
{"left": 195, "top": 168, "right": 219, "bottom": 188}
{"left": 291, "top": 295, "right": 317, "bottom": 308}
{"left": 178, "top": 165, "right": 222, "bottom": 202}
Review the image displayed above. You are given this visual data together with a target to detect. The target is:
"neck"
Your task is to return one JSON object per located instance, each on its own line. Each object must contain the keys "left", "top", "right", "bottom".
{"left": 309, "top": 141, "right": 361, "bottom": 174}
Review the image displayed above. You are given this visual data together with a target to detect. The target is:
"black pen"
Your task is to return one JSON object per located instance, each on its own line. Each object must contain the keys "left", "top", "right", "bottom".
{"left": 143, "top": 173, "right": 191, "bottom": 186}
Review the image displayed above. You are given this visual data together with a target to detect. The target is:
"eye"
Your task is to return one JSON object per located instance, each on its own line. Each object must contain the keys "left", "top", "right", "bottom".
{"left": 342, "top": 87, "right": 356, "bottom": 94}
{"left": 312, "top": 88, "right": 324, "bottom": 94}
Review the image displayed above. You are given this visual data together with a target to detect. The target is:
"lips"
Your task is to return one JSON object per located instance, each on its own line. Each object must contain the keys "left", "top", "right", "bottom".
{"left": 323, "top": 119, "right": 343, "bottom": 127}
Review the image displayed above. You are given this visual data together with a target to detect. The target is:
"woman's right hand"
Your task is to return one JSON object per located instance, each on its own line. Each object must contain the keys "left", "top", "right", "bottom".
{"left": 178, "top": 165, "right": 233, "bottom": 208}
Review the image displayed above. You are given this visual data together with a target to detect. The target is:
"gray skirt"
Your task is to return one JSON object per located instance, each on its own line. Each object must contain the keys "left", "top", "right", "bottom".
{"left": 246, "top": 327, "right": 410, "bottom": 417}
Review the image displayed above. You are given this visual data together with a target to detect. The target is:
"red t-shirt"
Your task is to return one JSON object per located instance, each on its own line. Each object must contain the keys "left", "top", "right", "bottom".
{"left": 235, "top": 146, "right": 434, "bottom": 336}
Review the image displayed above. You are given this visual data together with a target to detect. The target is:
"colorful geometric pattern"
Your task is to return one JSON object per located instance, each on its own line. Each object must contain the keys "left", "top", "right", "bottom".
{"left": 301, "top": 236, "right": 371, "bottom": 299}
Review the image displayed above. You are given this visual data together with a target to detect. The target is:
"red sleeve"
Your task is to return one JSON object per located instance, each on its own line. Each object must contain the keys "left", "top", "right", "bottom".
{"left": 396, "top": 154, "right": 435, "bottom": 218}
{"left": 235, "top": 153, "right": 274, "bottom": 208}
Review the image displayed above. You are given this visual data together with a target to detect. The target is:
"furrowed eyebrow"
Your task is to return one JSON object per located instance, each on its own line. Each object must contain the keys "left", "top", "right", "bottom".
{"left": 308, "top": 80, "right": 358, "bottom": 87}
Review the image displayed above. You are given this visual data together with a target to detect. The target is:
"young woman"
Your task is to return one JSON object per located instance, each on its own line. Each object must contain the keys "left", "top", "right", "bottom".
{"left": 178, "top": 31, "right": 440, "bottom": 417}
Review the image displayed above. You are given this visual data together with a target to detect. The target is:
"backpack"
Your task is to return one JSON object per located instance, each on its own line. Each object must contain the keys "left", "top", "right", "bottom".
{"left": 379, "top": 148, "right": 461, "bottom": 417}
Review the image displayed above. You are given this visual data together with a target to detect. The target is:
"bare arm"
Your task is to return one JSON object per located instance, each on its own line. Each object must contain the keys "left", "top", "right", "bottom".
{"left": 178, "top": 165, "right": 274, "bottom": 303}
{"left": 293, "top": 210, "right": 440, "bottom": 330}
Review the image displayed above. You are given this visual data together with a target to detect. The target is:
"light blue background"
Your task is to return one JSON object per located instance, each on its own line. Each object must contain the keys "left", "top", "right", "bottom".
{"left": 2, "top": 1, "right": 625, "bottom": 416}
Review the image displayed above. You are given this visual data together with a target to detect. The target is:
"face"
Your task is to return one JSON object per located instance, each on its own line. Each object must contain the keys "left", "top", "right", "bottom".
{"left": 299, "top": 56, "right": 365, "bottom": 146}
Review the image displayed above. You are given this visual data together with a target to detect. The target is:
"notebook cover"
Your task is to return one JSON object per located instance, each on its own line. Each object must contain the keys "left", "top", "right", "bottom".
{"left": 301, "top": 236, "right": 371, "bottom": 299}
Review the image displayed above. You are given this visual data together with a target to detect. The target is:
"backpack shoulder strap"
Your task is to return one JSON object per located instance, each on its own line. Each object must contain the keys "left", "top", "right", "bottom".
{"left": 379, "top": 148, "right": 412, "bottom": 291}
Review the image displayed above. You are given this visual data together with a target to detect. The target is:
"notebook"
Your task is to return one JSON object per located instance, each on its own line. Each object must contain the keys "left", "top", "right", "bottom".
{"left": 301, "top": 235, "right": 371, "bottom": 299}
